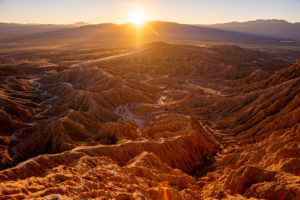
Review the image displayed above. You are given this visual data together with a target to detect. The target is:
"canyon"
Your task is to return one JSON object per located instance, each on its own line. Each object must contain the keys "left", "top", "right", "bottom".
{"left": 0, "top": 41, "right": 299, "bottom": 199}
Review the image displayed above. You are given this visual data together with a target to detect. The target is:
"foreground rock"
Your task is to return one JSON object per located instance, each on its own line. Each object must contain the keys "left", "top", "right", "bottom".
{"left": 0, "top": 117, "right": 219, "bottom": 199}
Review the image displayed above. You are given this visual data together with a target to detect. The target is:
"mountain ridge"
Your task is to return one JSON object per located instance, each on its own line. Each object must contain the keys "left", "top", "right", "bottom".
{"left": 0, "top": 21, "right": 284, "bottom": 46}
{"left": 200, "top": 19, "right": 300, "bottom": 40}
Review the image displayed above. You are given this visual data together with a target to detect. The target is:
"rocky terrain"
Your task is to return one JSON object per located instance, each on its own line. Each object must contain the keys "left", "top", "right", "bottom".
{"left": 0, "top": 42, "right": 299, "bottom": 199}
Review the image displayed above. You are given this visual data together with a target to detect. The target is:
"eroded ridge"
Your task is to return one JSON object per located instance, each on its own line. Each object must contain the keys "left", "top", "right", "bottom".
{"left": 1, "top": 42, "right": 300, "bottom": 199}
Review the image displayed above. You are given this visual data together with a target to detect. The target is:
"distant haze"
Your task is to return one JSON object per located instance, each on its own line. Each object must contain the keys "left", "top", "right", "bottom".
{"left": 202, "top": 19, "right": 300, "bottom": 40}
{"left": 0, "top": 0, "right": 299, "bottom": 24}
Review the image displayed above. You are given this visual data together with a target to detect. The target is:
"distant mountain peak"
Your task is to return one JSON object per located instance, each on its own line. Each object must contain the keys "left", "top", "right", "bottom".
{"left": 71, "top": 22, "right": 90, "bottom": 27}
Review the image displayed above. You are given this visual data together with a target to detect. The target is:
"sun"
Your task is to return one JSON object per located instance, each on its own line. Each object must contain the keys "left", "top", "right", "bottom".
{"left": 129, "top": 10, "right": 147, "bottom": 25}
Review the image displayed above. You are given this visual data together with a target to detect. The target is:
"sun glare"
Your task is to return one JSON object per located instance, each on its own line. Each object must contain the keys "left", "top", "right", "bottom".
{"left": 130, "top": 10, "right": 147, "bottom": 25}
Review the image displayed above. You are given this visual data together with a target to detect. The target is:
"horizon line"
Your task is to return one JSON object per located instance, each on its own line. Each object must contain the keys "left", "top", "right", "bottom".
{"left": 1, "top": 18, "right": 299, "bottom": 26}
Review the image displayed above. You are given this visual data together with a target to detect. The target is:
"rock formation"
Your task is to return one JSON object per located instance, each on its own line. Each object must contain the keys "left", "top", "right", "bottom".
{"left": 0, "top": 42, "right": 299, "bottom": 199}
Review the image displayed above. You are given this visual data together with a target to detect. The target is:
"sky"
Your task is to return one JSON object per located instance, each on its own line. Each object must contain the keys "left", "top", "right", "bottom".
{"left": 0, "top": 0, "right": 299, "bottom": 24}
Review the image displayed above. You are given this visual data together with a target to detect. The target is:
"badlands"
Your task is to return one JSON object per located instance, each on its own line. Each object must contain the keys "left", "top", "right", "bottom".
{"left": 0, "top": 42, "right": 299, "bottom": 199}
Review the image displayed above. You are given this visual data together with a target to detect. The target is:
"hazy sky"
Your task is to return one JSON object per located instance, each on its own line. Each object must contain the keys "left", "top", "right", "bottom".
{"left": 0, "top": 0, "right": 299, "bottom": 24}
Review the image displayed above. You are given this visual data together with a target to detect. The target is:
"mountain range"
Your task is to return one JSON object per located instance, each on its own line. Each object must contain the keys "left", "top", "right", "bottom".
{"left": 1, "top": 20, "right": 299, "bottom": 46}
{"left": 201, "top": 19, "right": 300, "bottom": 40}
